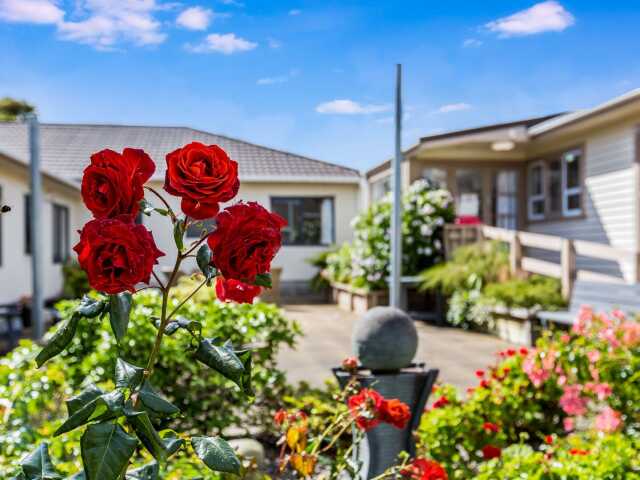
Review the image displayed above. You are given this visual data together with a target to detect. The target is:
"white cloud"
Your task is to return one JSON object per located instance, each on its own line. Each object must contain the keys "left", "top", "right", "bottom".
{"left": 186, "top": 33, "right": 257, "bottom": 54}
{"left": 257, "top": 69, "right": 299, "bottom": 85}
{"left": 288, "top": 9, "right": 301, "bottom": 16}
{"left": 463, "top": 38, "right": 483, "bottom": 48}
{"left": 486, "top": 1, "right": 575, "bottom": 37}
{"left": 0, "top": 0, "right": 64, "bottom": 24}
{"left": 57, "top": 0, "right": 167, "bottom": 49}
{"left": 437, "top": 103, "right": 472, "bottom": 113}
{"left": 316, "top": 99, "right": 391, "bottom": 115}
{"left": 176, "top": 6, "right": 212, "bottom": 30}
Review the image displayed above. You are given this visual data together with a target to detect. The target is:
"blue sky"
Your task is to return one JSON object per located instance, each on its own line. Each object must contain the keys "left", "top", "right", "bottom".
{"left": 1, "top": 1, "right": 639, "bottom": 171}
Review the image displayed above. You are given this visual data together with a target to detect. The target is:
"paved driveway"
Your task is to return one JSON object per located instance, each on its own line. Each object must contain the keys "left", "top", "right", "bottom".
{"left": 277, "top": 304, "right": 515, "bottom": 391}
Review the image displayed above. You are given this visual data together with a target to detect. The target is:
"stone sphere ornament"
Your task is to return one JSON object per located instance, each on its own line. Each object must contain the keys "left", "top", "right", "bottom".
{"left": 352, "top": 306, "right": 418, "bottom": 371}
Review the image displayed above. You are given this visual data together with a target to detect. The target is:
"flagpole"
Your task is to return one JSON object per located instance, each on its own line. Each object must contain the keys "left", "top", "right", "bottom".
{"left": 390, "top": 64, "right": 403, "bottom": 308}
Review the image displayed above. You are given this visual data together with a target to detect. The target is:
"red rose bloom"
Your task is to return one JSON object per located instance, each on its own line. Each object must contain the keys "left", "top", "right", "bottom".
{"left": 431, "top": 396, "right": 449, "bottom": 409}
{"left": 347, "top": 388, "right": 383, "bottom": 431}
{"left": 342, "top": 356, "right": 359, "bottom": 372}
{"left": 81, "top": 148, "right": 155, "bottom": 220}
{"left": 73, "top": 216, "right": 164, "bottom": 294}
{"left": 215, "top": 277, "right": 261, "bottom": 304}
{"left": 207, "top": 202, "right": 286, "bottom": 282}
{"left": 164, "top": 142, "right": 239, "bottom": 220}
{"left": 481, "top": 444, "right": 502, "bottom": 460}
{"left": 381, "top": 398, "right": 411, "bottom": 429}
{"left": 401, "top": 458, "right": 448, "bottom": 480}
{"left": 482, "top": 422, "right": 500, "bottom": 433}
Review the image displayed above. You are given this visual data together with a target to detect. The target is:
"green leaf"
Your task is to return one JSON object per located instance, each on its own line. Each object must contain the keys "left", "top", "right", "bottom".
{"left": 236, "top": 349, "right": 254, "bottom": 396}
{"left": 19, "top": 443, "right": 62, "bottom": 480}
{"left": 254, "top": 273, "right": 272, "bottom": 288}
{"left": 109, "top": 293, "right": 133, "bottom": 343}
{"left": 173, "top": 219, "right": 185, "bottom": 252}
{"left": 191, "top": 436, "right": 240, "bottom": 475}
{"left": 138, "top": 381, "right": 180, "bottom": 416}
{"left": 81, "top": 422, "right": 138, "bottom": 480}
{"left": 36, "top": 314, "right": 80, "bottom": 368}
{"left": 125, "top": 410, "right": 170, "bottom": 462}
{"left": 66, "top": 384, "right": 104, "bottom": 417}
{"left": 67, "top": 473, "right": 85, "bottom": 480}
{"left": 196, "top": 244, "right": 216, "bottom": 283}
{"left": 194, "top": 338, "right": 245, "bottom": 389}
{"left": 115, "top": 358, "right": 144, "bottom": 390}
{"left": 76, "top": 296, "right": 106, "bottom": 318}
{"left": 140, "top": 199, "right": 170, "bottom": 218}
{"left": 55, "top": 390, "right": 124, "bottom": 436}
{"left": 125, "top": 462, "right": 159, "bottom": 480}
{"left": 161, "top": 432, "right": 185, "bottom": 457}
{"left": 163, "top": 317, "right": 202, "bottom": 338}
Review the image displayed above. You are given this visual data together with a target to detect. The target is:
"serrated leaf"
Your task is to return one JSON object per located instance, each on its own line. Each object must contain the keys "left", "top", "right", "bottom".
{"left": 138, "top": 381, "right": 179, "bottom": 416}
{"left": 55, "top": 390, "right": 124, "bottom": 436}
{"left": 19, "top": 443, "right": 62, "bottom": 480}
{"left": 191, "top": 436, "right": 240, "bottom": 475}
{"left": 76, "top": 296, "right": 105, "bottom": 318}
{"left": 254, "top": 273, "right": 272, "bottom": 288}
{"left": 125, "top": 410, "right": 169, "bottom": 462}
{"left": 109, "top": 293, "right": 133, "bottom": 344}
{"left": 196, "top": 244, "right": 216, "bottom": 282}
{"left": 115, "top": 358, "right": 144, "bottom": 389}
{"left": 81, "top": 422, "right": 138, "bottom": 480}
{"left": 194, "top": 338, "right": 245, "bottom": 389}
{"left": 173, "top": 219, "right": 185, "bottom": 252}
{"left": 163, "top": 317, "right": 202, "bottom": 337}
{"left": 36, "top": 314, "right": 80, "bottom": 368}
{"left": 125, "top": 462, "right": 159, "bottom": 480}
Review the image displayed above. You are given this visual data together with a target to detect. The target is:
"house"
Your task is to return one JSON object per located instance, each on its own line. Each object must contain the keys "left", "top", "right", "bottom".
{"left": 0, "top": 123, "right": 361, "bottom": 305}
{"left": 366, "top": 88, "right": 640, "bottom": 282}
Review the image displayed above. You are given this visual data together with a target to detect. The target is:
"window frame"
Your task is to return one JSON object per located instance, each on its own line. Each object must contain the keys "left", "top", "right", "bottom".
{"left": 527, "top": 146, "right": 584, "bottom": 222}
{"left": 52, "top": 202, "right": 70, "bottom": 264}
{"left": 270, "top": 196, "right": 335, "bottom": 247}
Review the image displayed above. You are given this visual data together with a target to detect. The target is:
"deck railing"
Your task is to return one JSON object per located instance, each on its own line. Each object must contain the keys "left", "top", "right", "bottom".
{"left": 444, "top": 224, "right": 640, "bottom": 299}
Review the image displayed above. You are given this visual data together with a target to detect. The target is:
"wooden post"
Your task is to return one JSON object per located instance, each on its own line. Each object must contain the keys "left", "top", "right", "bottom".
{"left": 561, "top": 239, "right": 576, "bottom": 299}
{"left": 509, "top": 232, "right": 522, "bottom": 277}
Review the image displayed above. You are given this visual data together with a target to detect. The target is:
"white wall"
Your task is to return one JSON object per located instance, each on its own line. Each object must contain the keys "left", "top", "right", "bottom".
{"left": 0, "top": 158, "right": 86, "bottom": 305}
{"left": 527, "top": 121, "right": 638, "bottom": 280}
{"left": 145, "top": 180, "right": 361, "bottom": 282}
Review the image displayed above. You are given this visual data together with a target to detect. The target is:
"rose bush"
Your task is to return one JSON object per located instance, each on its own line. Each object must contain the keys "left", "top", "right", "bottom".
{"left": 8, "top": 142, "right": 287, "bottom": 479}
{"left": 415, "top": 308, "right": 640, "bottom": 479}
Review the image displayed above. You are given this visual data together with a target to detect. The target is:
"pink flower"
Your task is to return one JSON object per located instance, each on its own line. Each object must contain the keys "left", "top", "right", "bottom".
{"left": 620, "top": 322, "right": 640, "bottom": 346}
{"left": 559, "top": 385, "right": 587, "bottom": 416}
{"left": 611, "top": 309, "right": 626, "bottom": 321}
{"left": 560, "top": 333, "right": 571, "bottom": 343}
{"left": 557, "top": 375, "right": 567, "bottom": 387}
{"left": 563, "top": 417, "right": 575, "bottom": 432}
{"left": 585, "top": 382, "right": 612, "bottom": 401}
{"left": 523, "top": 353, "right": 549, "bottom": 388}
{"left": 573, "top": 306, "right": 593, "bottom": 334}
{"left": 598, "top": 327, "right": 620, "bottom": 349}
{"left": 587, "top": 350, "right": 601, "bottom": 363}
{"left": 594, "top": 407, "right": 622, "bottom": 433}
{"left": 589, "top": 365, "right": 600, "bottom": 382}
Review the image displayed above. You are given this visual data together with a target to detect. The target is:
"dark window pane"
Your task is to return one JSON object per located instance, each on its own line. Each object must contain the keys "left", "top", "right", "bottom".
{"left": 53, "top": 204, "right": 69, "bottom": 263}
{"left": 532, "top": 199, "right": 545, "bottom": 215}
{"left": 565, "top": 152, "right": 581, "bottom": 189}
{"left": 567, "top": 193, "right": 581, "bottom": 211}
{"left": 549, "top": 159, "right": 562, "bottom": 214}
{"left": 530, "top": 165, "right": 543, "bottom": 195}
{"left": 271, "top": 197, "right": 334, "bottom": 246}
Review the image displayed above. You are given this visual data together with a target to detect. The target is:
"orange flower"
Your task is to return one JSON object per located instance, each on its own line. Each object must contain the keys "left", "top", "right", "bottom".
{"left": 381, "top": 398, "right": 412, "bottom": 429}
{"left": 291, "top": 452, "right": 317, "bottom": 477}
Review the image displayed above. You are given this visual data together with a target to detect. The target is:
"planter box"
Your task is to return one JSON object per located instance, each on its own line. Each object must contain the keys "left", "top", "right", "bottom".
{"left": 489, "top": 306, "right": 536, "bottom": 346}
{"left": 330, "top": 282, "right": 388, "bottom": 315}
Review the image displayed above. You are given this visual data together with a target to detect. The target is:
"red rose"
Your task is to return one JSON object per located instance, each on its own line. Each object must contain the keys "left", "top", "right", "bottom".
{"left": 482, "top": 422, "right": 500, "bottom": 433}
{"left": 431, "top": 396, "right": 449, "bottom": 409}
{"left": 342, "top": 356, "right": 359, "bottom": 372}
{"left": 81, "top": 148, "right": 155, "bottom": 219}
{"left": 401, "top": 458, "right": 448, "bottom": 480}
{"left": 207, "top": 202, "right": 286, "bottom": 283}
{"left": 347, "top": 388, "right": 384, "bottom": 431}
{"left": 73, "top": 216, "right": 164, "bottom": 294}
{"left": 481, "top": 444, "right": 502, "bottom": 460}
{"left": 215, "top": 277, "right": 261, "bottom": 304}
{"left": 381, "top": 398, "right": 411, "bottom": 429}
{"left": 164, "top": 142, "right": 239, "bottom": 220}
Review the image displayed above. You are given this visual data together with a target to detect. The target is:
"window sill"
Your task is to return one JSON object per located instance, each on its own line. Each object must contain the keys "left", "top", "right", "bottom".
{"left": 526, "top": 211, "right": 586, "bottom": 224}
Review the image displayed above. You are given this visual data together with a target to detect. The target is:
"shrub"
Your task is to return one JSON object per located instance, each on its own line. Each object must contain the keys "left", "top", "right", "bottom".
{"left": 326, "top": 180, "right": 455, "bottom": 291}
{"left": 307, "top": 248, "right": 336, "bottom": 292}
{"left": 416, "top": 308, "right": 640, "bottom": 478}
{"left": 61, "top": 260, "right": 91, "bottom": 299}
{"left": 482, "top": 275, "right": 565, "bottom": 310}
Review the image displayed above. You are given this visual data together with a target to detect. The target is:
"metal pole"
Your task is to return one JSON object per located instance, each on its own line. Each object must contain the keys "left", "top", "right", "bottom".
{"left": 27, "top": 113, "right": 44, "bottom": 340}
{"left": 390, "top": 64, "right": 403, "bottom": 308}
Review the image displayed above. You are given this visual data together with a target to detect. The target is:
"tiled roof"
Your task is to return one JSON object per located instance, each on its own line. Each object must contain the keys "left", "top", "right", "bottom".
{"left": 0, "top": 123, "right": 360, "bottom": 185}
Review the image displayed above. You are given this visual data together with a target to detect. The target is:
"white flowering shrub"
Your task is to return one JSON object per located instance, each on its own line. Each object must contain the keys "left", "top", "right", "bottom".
{"left": 327, "top": 180, "right": 455, "bottom": 291}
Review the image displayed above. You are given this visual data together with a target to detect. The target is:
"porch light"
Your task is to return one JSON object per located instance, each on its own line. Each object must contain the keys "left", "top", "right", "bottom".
{"left": 491, "top": 140, "right": 515, "bottom": 151}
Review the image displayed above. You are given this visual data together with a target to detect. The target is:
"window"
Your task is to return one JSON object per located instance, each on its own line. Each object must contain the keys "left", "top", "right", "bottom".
{"left": 527, "top": 148, "right": 583, "bottom": 221}
{"left": 422, "top": 168, "right": 447, "bottom": 189}
{"left": 24, "top": 194, "right": 31, "bottom": 254}
{"left": 271, "top": 197, "right": 334, "bottom": 246}
{"left": 494, "top": 170, "right": 518, "bottom": 229}
{"left": 456, "top": 169, "right": 482, "bottom": 217}
{"left": 53, "top": 203, "right": 70, "bottom": 263}
{"left": 371, "top": 177, "right": 390, "bottom": 202}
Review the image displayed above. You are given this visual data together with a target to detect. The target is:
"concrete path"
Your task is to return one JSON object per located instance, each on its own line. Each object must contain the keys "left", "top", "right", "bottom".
{"left": 277, "top": 304, "right": 516, "bottom": 391}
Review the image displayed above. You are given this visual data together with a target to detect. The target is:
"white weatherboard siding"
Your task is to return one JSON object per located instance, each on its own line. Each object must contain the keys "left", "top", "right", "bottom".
{"left": 0, "top": 158, "right": 86, "bottom": 305}
{"left": 146, "top": 180, "right": 360, "bottom": 282}
{"left": 528, "top": 123, "right": 637, "bottom": 281}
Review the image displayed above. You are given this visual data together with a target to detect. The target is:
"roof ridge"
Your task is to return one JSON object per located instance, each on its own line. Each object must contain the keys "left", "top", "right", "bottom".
{"left": 34, "top": 122, "right": 360, "bottom": 176}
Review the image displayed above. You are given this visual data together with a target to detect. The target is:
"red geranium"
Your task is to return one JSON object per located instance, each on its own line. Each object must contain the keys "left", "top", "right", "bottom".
{"left": 215, "top": 277, "right": 261, "bottom": 304}
{"left": 208, "top": 202, "right": 286, "bottom": 283}
{"left": 164, "top": 142, "right": 239, "bottom": 219}
{"left": 73, "top": 216, "right": 164, "bottom": 294}
{"left": 431, "top": 396, "right": 449, "bottom": 409}
{"left": 347, "top": 388, "right": 383, "bottom": 431}
{"left": 381, "top": 398, "right": 411, "bottom": 429}
{"left": 401, "top": 458, "right": 448, "bottom": 480}
{"left": 482, "top": 422, "right": 500, "bottom": 433}
{"left": 481, "top": 444, "right": 502, "bottom": 460}
{"left": 81, "top": 148, "right": 155, "bottom": 220}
